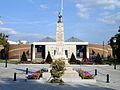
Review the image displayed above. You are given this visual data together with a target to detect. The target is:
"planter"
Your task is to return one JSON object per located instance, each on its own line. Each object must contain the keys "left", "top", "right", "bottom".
{"left": 62, "top": 78, "right": 96, "bottom": 83}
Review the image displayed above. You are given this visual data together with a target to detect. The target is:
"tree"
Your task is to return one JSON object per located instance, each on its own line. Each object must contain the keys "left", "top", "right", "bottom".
{"left": 109, "top": 33, "right": 120, "bottom": 60}
{"left": 0, "top": 33, "right": 9, "bottom": 59}
{"left": 69, "top": 53, "right": 76, "bottom": 64}
{"left": 95, "top": 53, "right": 103, "bottom": 64}
{"left": 21, "top": 52, "right": 27, "bottom": 62}
{"left": 45, "top": 51, "right": 53, "bottom": 64}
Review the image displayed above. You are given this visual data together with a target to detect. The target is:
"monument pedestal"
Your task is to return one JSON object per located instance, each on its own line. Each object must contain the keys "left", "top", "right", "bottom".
{"left": 61, "top": 60, "right": 81, "bottom": 82}
{"left": 42, "top": 60, "right": 81, "bottom": 82}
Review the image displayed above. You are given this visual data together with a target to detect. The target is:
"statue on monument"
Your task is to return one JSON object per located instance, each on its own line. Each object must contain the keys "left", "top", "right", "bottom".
{"left": 58, "top": 12, "right": 62, "bottom": 23}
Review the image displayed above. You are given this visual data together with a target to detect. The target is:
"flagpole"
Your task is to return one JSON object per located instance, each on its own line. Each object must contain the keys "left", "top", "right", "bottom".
{"left": 61, "top": 0, "right": 63, "bottom": 15}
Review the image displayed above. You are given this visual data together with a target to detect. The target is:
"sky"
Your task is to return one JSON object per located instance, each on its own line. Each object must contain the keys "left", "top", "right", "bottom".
{"left": 0, "top": 0, "right": 120, "bottom": 44}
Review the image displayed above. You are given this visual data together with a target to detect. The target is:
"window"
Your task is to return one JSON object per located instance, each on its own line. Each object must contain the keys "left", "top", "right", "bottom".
{"left": 65, "top": 50, "right": 68, "bottom": 58}
{"left": 54, "top": 50, "right": 56, "bottom": 55}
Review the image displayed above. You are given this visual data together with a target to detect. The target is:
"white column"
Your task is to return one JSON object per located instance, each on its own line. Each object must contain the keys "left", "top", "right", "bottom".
{"left": 32, "top": 44, "right": 35, "bottom": 60}
{"left": 86, "top": 46, "right": 89, "bottom": 59}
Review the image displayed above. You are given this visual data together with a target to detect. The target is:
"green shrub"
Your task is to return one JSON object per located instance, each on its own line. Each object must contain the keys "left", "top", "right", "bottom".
{"left": 95, "top": 53, "right": 103, "bottom": 64}
{"left": 69, "top": 53, "right": 76, "bottom": 64}
{"left": 50, "top": 78, "right": 64, "bottom": 83}
{"left": 45, "top": 51, "right": 53, "bottom": 64}
{"left": 21, "top": 52, "right": 27, "bottom": 62}
{"left": 50, "top": 59, "right": 65, "bottom": 83}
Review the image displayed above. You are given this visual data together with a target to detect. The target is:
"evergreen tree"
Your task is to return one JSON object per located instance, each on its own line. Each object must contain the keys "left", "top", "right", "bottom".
{"left": 21, "top": 52, "right": 27, "bottom": 62}
{"left": 45, "top": 51, "right": 53, "bottom": 64}
{"left": 95, "top": 53, "right": 103, "bottom": 64}
{"left": 69, "top": 53, "right": 76, "bottom": 64}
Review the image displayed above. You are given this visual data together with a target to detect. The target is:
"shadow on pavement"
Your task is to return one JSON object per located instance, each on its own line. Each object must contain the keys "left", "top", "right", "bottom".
{"left": 0, "top": 77, "right": 115, "bottom": 90}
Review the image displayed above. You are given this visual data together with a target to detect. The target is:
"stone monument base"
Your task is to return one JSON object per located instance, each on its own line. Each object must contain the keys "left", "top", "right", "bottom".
{"left": 42, "top": 59, "right": 81, "bottom": 82}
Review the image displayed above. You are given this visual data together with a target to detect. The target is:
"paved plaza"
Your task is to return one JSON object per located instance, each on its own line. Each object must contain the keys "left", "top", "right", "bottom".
{"left": 0, "top": 63, "right": 120, "bottom": 90}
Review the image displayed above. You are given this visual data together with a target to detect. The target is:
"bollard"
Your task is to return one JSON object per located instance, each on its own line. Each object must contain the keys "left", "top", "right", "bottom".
{"left": 106, "top": 74, "right": 110, "bottom": 83}
{"left": 13, "top": 73, "right": 16, "bottom": 81}
{"left": 95, "top": 69, "right": 97, "bottom": 76}
{"left": 26, "top": 68, "right": 28, "bottom": 74}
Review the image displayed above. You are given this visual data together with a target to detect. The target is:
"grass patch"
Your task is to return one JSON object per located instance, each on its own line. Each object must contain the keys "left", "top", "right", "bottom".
{"left": 103, "top": 59, "right": 120, "bottom": 65}
{"left": 0, "top": 60, "right": 19, "bottom": 64}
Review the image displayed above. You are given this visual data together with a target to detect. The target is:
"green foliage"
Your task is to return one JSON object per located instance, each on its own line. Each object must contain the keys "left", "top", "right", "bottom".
{"left": 0, "top": 33, "right": 5, "bottom": 45}
{"left": 109, "top": 31, "right": 120, "bottom": 60}
{"left": 0, "top": 60, "right": 19, "bottom": 64}
{"left": 50, "top": 59, "right": 65, "bottom": 83}
{"left": 95, "top": 53, "right": 103, "bottom": 64}
{"left": 21, "top": 52, "right": 27, "bottom": 62}
{"left": 51, "top": 59, "right": 65, "bottom": 78}
{"left": 45, "top": 51, "right": 53, "bottom": 64}
{"left": 0, "top": 33, "right": 9, "bottom": 59}
{"left": 69, "top": 53, "right": 76, "bottom": 64}
{"left": 50, "top": 78, "right": 64, "bottom": 83}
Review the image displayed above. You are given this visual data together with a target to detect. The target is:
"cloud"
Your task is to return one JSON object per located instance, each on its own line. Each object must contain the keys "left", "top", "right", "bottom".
{"left": 94, "top": 0, "right": 120, "bottom": 10}
{"left": 0, "top": 27, "right": 17, "bottom": 35}
{"left": 6, "top": 21, "right": 48, "bottom": 25}
{"left": 12, "top": 32, "right": 47, "bottom": 42}
{"left": 76, "top": 0, "right": 120, "bottom": 10}
{"left": 75, "top": 0, "right": 120, "bottom": 24}
{"left": 40, "top": 4, "right": 48, "bottom": 9}
{"left": 17, "top": 32, "right": 46, "bottom": 39}
{"left": 98, "top": 12, "right": 120, "bottom": 24}
{"left": 0, "top": 20, "right": 4, "bottom": 25}
{"left": 27, "top": 0, "right": 34, "bottom": 4}
{"left": 0, "top": 27, "right": 47, "bottom": 42}
{"left": 76, "top": 3, "right": 90, "bottom": 18}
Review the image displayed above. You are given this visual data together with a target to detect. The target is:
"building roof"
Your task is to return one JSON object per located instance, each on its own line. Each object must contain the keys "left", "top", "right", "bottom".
{"left": 39, "top": 36, "right": 84, "bottom": 42}
{"left": 65, "top": 37, "right": 84, "bottom": 42}
{"left": 40, "top": 37, "right": 56, "bottom": 42}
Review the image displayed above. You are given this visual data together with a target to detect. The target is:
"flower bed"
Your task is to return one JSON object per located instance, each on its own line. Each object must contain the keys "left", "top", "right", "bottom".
{"left": 76, "top": 69, "right": 94, "bottom": 79}
{"left": 81, "top": 61, "right": 94, "bottom": 65}
{"left": 27, "top": 70, "right": 42, "bottom": 79}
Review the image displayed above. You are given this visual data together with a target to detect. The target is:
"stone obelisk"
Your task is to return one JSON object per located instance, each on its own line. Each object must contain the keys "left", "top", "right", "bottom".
{"left": 54, "top": 13, "right": 66, "bottom": 59}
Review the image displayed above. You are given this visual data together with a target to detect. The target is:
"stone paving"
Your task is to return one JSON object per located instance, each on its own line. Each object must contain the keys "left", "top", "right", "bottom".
{"left": 0, "top": 63, "right": 120, "bottom": 90}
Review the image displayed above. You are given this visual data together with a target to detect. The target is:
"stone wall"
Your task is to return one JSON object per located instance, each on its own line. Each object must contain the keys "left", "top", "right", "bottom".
{"left": 89, "top": 44, "right": 112, "bottom": 57}
{"left": 8, "top": 44, "right": 31, "bottom": 59}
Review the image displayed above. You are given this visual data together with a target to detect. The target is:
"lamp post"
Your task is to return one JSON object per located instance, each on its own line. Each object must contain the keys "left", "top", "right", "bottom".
{"left": 18, "top": 40, "right": 21, "bottom": 61}
{"left": 103, "top": 41, "right": 104, "bottom": 60}
{"left": 113, "top": 37, "right": 116, "bottom": 69}
{"left": 118, "top": 26, "right": 120, "bottom": 33}
{"left": 5, "top": 35, "right": 9, "bottom": 68}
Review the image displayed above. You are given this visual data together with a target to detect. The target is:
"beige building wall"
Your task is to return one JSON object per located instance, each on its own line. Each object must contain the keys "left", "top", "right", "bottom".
{"left": 89, "top": 44, "right": 112, "bottom": 57}
{"left": 8, "top": 44, "right": 31, "bottom": 59}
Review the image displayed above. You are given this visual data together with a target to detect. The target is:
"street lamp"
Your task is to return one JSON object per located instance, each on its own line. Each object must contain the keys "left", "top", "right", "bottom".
{"left": 18, "top": 40, "right": 21, "bottom": 61}
{"left": 5, "top": 35, "right": 9, "bottom": 68}
{"left": 103, "top": 41, "right": 105, "bottom": 60}
{"left": 118, "top": 26, "right": 120, "bottom": 33}
{"left": 113, "top": 37, "right": 116, "bottom": 69}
